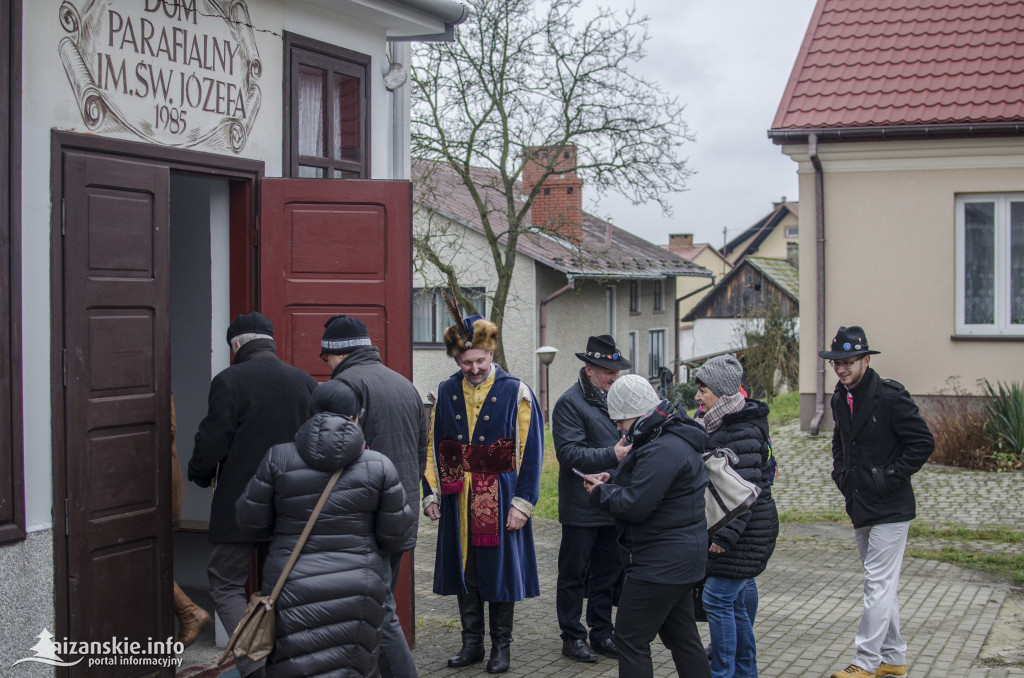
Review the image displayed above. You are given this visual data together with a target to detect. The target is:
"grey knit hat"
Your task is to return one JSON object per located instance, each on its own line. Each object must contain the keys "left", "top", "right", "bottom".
{"left": 607, "top": 374, "right": 660, "bottom": 421}
{"left": 694, "top": 354, "right": 743, "bottom": 397}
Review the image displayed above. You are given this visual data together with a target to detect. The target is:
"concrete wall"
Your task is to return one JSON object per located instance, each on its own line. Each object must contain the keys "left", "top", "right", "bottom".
{"left": 751, "top": 210, "right": 799, "bottom": 261}
{"left": 411, "top": 209, "right": 539, "bottom": 401}
{"left": 676, "top": 248, "right": 729, "bottom": 318}
{"left": 781, "top": 137, "right": 1024, "bottom": 428}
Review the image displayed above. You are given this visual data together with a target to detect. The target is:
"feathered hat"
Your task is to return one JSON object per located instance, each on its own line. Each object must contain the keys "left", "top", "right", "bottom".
{"left": 441, "top": 288, "right": 499, "bottom": 359}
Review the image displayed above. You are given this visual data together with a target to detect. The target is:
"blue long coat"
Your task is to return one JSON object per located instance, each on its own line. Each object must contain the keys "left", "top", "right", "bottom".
{"left": 424, "top": 365, "right": 543, "bottom": 602}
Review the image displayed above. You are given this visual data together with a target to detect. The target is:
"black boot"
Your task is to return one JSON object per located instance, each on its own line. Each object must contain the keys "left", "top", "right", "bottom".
{"left": 486, "top": 602, "right": 514, "bottom": 674}
{"left": 448, "top": 592, "right": 486, "bottom": 667}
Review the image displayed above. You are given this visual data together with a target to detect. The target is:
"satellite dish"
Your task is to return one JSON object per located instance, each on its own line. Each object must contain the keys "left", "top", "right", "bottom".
{"left": 383, "top": 62, "right": 409, "bottom": 91}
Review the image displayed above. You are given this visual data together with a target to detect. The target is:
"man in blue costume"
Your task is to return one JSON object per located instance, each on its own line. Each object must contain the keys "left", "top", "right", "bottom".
{"left": 423, "top": 314, "right": 544, "bottom": 675}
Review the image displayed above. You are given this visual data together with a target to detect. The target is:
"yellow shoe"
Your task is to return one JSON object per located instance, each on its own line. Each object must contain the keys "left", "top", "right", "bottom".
{"left": 830, "top": 666, "right": 874, "bottom": 678}
{"left": 876, "top": 664, "right": 907, "bottom": 677}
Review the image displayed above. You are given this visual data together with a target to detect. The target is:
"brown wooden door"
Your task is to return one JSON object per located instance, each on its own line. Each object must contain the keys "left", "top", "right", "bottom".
{"left": 62, "top": 150, "right": 173, "bottom": 676}
{"left": 259, "top": 178, "right": 415, "bottom": 641}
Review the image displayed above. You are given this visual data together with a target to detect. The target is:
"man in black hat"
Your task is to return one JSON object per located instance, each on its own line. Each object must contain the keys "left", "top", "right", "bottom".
{"left": 188, "top": 312, "right": 317, "bottom": 678}
{"left": 550, "top": 335, "right": 633, "bottom": 662}
{"left": 819, "top": 326, "right": 934, "bottom": 678}
{"left": 320, "top": 315, "right": 427, "bottom": 678}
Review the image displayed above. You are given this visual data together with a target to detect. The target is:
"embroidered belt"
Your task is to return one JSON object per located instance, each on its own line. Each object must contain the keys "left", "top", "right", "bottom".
{"left": 438, "top": 438, "right": 515, "bottom": 547}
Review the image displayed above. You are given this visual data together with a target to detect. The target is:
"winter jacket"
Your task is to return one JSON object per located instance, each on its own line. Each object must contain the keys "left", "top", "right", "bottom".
{"left": 588, "top": 403, "right": 709, "bottom": 586}
{"left": 188, "top": 338, "right": 317, "bottom": 543}
{"left": 830, "top": 367, "right": 934, "bottom": 529}
{"left": 552, "top": 369, "right": 620, "bottom": 527}
{"left": 236, "top": 412, "right": 414, "bottom": 678}
{"left": 701, "top": 399, "right": 779, "bottom": 579}
{"left": 331, "top": 346, "right": 428, "bottom": 550}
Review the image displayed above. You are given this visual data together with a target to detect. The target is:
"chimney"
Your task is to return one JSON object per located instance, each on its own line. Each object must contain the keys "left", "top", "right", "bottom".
{"left": 787, "top": 241, "right": 799, "bottom": 270}
{"left": 668, "top": 233, "right": 694, "bottom": 256}
{"left": 523, "top": 145, "right": 583, "bottom": 244}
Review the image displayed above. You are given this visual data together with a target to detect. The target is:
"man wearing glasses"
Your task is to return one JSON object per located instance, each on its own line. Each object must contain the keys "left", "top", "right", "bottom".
{"left": 819, "top": 326, "right": 934, "bottom": 678}
{"left": 319, "top": 314, "right": 428, "bottom": 678}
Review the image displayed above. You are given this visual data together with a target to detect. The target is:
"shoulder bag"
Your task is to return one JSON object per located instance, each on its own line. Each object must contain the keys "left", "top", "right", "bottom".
{"left": 703, "top": 447, "right": 760, "bottom": 536}
{"left": 218, "top": 467, "right": 343, "bottom": 665}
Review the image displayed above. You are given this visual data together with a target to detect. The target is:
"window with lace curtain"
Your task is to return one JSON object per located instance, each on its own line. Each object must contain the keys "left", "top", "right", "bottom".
{"left": 413, "top": 288, "right": 487, "bottom": 345}
{"left": 284, "top": 33, "right": 369, "bottom": 179}
{"left": 956, "top": 194, "right": 1024, "bottom": 336}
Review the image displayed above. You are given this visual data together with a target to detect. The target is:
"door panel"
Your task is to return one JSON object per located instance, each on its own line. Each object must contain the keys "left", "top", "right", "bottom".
{"left": 260, "top": 178, "right": 416, "bottom": 642}
{"left": 260, "top": 179, "right": 412, "bottom": 381}
{"left": 63, "top": 150, "right": 172, "bottom": 676}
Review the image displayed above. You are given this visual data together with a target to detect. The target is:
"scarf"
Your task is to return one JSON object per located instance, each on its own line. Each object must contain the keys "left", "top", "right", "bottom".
{"left": 697, "top": 391, "right": 746, "bottom": 434}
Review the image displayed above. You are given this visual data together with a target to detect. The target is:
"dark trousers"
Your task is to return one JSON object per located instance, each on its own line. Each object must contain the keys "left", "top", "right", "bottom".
{"left": 208, "top": 542, "right": 267, "bottom": 678}
{"left": 613, "top": 577, "right": 711, "bottom": 678}
{"left": 556, "top": 524, "right": 621, "bottom": 643}
{"left": 379, "top": 551, "right": 418, "bottom": 678}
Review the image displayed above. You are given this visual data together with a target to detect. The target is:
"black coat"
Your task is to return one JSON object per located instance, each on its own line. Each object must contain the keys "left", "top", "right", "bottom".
{"left": 188, "top": 339, "right": 317, "bottom": 543}
{"left": 702, "top": 400, "right": 779, "bottom": 579}
{"left": 830, "top": 367, "right": 935, "bottom": 529}
{"left": 331, "top": 346, "right": 428, "bottom": 551}
{"left": 552, "top": 370, "right": 620, "bottom": 527}
{"left": 236, "top": 412, "right": 413, "bottom": 678}
{"left": 588, "top": 406, "right": 709, "bottom": 586}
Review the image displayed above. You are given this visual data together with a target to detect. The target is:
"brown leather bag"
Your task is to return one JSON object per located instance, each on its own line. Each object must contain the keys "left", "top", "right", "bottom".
{"left": 218, "top": 467, "right": 343, "bottom": 665}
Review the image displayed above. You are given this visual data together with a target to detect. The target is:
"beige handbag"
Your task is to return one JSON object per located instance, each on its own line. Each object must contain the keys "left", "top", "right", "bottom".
{"left": 703, "top": 447, "right": 760, "bottom": 536}
{"left": 219, "top": 468, "right": 342, "bottom": 665}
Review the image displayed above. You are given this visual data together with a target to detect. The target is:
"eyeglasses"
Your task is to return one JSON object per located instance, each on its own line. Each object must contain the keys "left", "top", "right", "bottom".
{"left": 829, "top": 357, "right": 863, "bottom": 369}
{"left": 319, "top": 351, "right": 329, "bottom": 363}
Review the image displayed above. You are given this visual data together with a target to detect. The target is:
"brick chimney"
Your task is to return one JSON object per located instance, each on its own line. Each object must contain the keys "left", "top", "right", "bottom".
{"left": 523, "top": 145, "right": 583, "bottom": 244}
{"left": 668, "top": 233, "right": 694, "bottom": 256}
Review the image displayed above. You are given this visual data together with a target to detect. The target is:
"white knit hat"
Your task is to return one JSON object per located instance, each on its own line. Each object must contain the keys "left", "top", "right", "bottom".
{"left": 607, "top": 374, "right": 660, "bottom": 420}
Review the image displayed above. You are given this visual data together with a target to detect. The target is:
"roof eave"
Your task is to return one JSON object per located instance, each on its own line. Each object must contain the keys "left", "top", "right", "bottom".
{"left": 768, "top": 121, "right": 1024, "bottom": 145}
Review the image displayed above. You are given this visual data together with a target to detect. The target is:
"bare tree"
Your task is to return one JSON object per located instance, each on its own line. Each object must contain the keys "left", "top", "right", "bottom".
{"left": 738, "top": 301, "right": 799, "bottom": 403}
{"left": 411, "top": 0, "right": 692, "bottom": 367}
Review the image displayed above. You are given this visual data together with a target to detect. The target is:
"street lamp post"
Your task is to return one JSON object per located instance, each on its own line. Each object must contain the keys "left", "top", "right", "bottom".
{"left": 535, "top": 345, "right": 558, "bottom": 423}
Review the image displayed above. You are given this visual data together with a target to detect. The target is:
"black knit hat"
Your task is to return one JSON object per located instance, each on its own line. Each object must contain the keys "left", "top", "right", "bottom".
{"left": 321, "top": 315, "right": 372, "bottom": 355}
{"left": 309, "top": 379, "right": 363, "bottom": 418}
{"left": 818, "top": 325, "right": 881, "bottom": 360}
{"left": 226, "top": 312, "right": 273, "bottom": 346}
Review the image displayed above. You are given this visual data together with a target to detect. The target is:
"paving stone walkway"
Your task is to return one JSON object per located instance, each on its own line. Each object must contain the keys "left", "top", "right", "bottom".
{"left": 411, "top": 421, "right": 1024, "bottom": 678}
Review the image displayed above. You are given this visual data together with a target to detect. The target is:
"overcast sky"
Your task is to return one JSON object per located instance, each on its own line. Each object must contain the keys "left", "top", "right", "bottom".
{"left": 577, "top": 0, "right": 819, "bottom": 249}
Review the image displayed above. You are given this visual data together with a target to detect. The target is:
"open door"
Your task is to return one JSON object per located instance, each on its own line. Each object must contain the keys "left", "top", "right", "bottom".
{"left": 259, "top": 179, "right": 412, "bottom": 380}
{"left": 61, "top": 150, "right": 173, "bottom": 676}
{"left": 259, "top": 178, "right": 416, "bottom": 641}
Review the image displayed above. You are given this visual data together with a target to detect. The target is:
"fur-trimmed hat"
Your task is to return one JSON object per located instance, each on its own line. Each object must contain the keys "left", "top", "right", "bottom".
{"left": 443, "top": 314, "right": 499, "bottom": 359}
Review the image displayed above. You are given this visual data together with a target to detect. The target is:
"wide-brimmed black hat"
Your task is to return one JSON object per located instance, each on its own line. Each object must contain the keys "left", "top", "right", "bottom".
{"left": 575, "top": 335, "right": 632, "bottom": 370}
{"left": 818, "top": 325, "right": 881, "bottom": 360}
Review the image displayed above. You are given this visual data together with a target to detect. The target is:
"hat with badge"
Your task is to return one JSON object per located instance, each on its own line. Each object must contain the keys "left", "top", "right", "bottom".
{"left": 575, "top": 335, "right": 633, "bottom": 371}
{"left": 818, "top": 325, "right": 881, "bottom": 360}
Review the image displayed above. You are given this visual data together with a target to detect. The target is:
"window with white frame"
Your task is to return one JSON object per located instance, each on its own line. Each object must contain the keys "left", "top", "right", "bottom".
{"left": 628, "top": 331, "right": 638, "bottom": 374}
{"left": 648, "top": 329, "right": 666, "bottom": 377}
{"left": 956, "top": 195, "right": 1024, "bottom": 335}
{"left": 413, "top": 288, "right": 486, "bottom": 344}
{"left": 605, "top": 286, "right": 615, "bottom": 335}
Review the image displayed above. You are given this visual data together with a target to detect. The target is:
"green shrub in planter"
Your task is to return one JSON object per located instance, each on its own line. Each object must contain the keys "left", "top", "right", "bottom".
{"left": 983, "top": 379, "right": 1024, "bottom": 469}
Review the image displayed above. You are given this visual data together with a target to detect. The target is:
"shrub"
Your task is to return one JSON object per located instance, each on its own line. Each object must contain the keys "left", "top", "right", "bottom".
{"left": 669, "top": 381, "right": 697, "bottom": 408}
{"left": 983, "top": 379, "right": 1024, "bottom": 471}
{"left": 928, "top": 378, "right": 994, "bottom": 470}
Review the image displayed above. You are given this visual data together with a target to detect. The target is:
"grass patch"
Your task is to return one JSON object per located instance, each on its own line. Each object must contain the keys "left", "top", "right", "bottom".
{"left": 905, "top": 546, "right": 1024, "bottom": 585}
{"left": 767, "top": 391, "right": 800, "bottom": 427}
{"left": 908, "top": 524, "right": 1024, "bottom": 544}
{"left": 777, "top": 508, "right": 850, "bottom": 524}
{"left": 533, "top": 428, "right": 560, "bottom": 520}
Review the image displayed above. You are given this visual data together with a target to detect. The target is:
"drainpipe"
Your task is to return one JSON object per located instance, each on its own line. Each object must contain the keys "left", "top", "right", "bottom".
{"left": 808, "top": 133, "right": 827, "bottom": 435}
{"left": 539, "top": 279, "right": 574, "bottom": 421}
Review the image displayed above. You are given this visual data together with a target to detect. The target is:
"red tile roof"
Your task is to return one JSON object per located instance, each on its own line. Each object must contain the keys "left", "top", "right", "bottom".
{"left": 771, "top": 0, "right": 1024, "bottom": 135}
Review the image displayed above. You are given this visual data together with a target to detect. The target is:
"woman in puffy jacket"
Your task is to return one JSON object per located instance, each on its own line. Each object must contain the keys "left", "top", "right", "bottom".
{"left": 236, "top": 379, "right": 414, "bottom": 678}
{"left": 694, "top": 355, "right": 779, "bottom": 678}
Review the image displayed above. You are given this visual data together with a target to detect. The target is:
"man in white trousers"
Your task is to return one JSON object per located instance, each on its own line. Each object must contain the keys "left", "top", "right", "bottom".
{"left": 820, "top": 326, "right": 934, "bottom": 678}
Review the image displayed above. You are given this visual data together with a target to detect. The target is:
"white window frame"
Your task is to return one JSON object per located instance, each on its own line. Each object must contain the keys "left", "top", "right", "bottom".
{"left": 955, "top": 193, "right": 1024, "bottom": 336}
{"left": 413, "top": 287, "right": 486, "bottom": 344}
{"left": 785, "top": 226, "right": 799, "bottom": 238}
{"left": 648, "top": 328, "right": 667, "bottom": 378}
{"left": 628, "top": 330, "right": 638, "bottom": 374}
{"left": 605, "top": 286, "right": 615, "bottom": 335}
